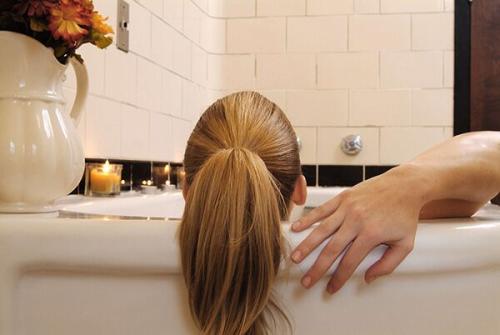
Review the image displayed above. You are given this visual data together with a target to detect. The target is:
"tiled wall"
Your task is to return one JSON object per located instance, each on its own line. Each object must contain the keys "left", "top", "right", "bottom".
{"left": 212, "top": 0, "right": 455, "bottom": 166}
{"left": 66, "top": 0, "right": 454, "bottom": 166}
{"left": 64, "top": 0, "right": 216, "bottom": 162}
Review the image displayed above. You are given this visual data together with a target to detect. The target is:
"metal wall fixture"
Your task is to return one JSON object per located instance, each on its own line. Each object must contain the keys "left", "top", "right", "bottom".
{"left": 297, "top": 137, "right": 303, "bottom": 152}
{"left": 340, "top": 134, "right": 363, "bottom": 155}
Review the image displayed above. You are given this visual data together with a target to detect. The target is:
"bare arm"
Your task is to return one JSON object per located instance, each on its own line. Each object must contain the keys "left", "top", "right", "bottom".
{"left": 291, "top": 131, "right": 500, "bottom": 294}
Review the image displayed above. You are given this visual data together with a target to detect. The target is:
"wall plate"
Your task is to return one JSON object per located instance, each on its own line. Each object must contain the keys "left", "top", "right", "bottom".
{"left": 117, "top": 0, "right": 129, "bottom": 52}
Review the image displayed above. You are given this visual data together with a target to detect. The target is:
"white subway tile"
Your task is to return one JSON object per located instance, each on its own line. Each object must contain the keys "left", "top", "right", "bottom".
{"left": 380, "top": 127, "right": 445, "bottom": 164}
{"left": 182, "top": 81, "right": 204, "bottom": 121}
{"left": 93, "top": 0, "right": 117, "bottom": 35}
{"left": 209, "top": 0, "right": 256, "bottom": 17}
{"left": 286, "top": 90, "right": 348, "bottom": 126}
{"left": 149, "top": 112, "right": 174, "bottom": 161}
{"left": 444, "top": 51, "right": 454, "bottom": 88}
{"left": 318, "top": 53, "right": 379, "bottom": 89}
{"left": 444, "top": 0, "right": 454, "bottom": 11}
{"left": 191, "top": 44, "right": 207, "bottom": 86}
{"left": 317, "top": 127, "right": 379, "bottom": 164}
{"left": 354, "top": 0, "right": 379, "bottom": 13}
{"left": 184, "top": 0, "right": 202, "bottom": 43}
{"left": 294, "top": 127, "right": 317, "bottom": 165}
{"left": 256, "top": 54, "right": 316, "bottom": 89}
{"left": 380, "top": 51, "right": 443, "bottom": 88}
{"left": 163, "top": 0, "right": 184, "bottom": 30}
{"left": 162, "top": 70, "right": 183, "bottom": 117}
{"left": 444, "top": 127, "right": 453, "bottom": 138}
{"left": 137, "top": 58, "right": 162, "bottom": 112}
{"left": 173, "top": 119, "right": 193, "bottom": 162}
{"left": 151, "top": 17, "right": 174, "bottom": 69}
{"left": 105, "top": 48, "right": 137, "bottom": 105}
{"left": 172, "top": 32, "right": 192, "bottom": 78}
{"left": 381, "top": 0, "right": 443, "bottom": 13}
{"left": 85, "top": 96, "right": 121, "bottom": 158}
{"left": 412, "top": 89, "right": 453, "bottom": 126}
{"left": 138, "top": 0, "right": 163, "bottom": 16}
{"left": 412, "top": 13, "right": 453, "bottom": 51}
{"left": 121, "top": 106, "right": 150, "bottom": 160}
{"left": 208, "top": 54, "right": 255, "bottom": 89}
{"left": 227, "top": 18, "right": 286, "bottom": 53}
{"left": 129, "top": 1, "right": 151, "bottom": 58}
{"left": 349, "top": 15, "right": 410, "bottom": 51}
{"left": 307, "top": 0, "right": 354, "bottom": 15}
{"left": 256, "top": 90, "right": 286, "bottom": 109}
{"left": 257, "top": 0, "right": 305, "bottom": 16}
{"left": 287, "top": 16, "right": 347, "bottom": 52}
{"left": 201, "top": 17, "right": 226, "bottom": 53}
{"left": 350, "top": 90, "right": 411, "bottom": 126}
{"left": 193, "top": 0, "right": 209, "bottom": 13}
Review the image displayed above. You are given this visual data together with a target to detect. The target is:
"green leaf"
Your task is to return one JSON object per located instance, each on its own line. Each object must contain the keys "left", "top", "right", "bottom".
{"left": 53, "top": 45, "right": 67, "bottom": 58}
{"left": 30, "top": 18, "right": 47, "bottom": 32}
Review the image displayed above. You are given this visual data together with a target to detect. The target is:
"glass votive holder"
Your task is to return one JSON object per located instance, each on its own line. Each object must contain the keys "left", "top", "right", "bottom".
{"left": 84, "top": 161, "right": 123, "bottom": 196}
{"left": 176, "top": 166, "right": 186, "bottom": 190}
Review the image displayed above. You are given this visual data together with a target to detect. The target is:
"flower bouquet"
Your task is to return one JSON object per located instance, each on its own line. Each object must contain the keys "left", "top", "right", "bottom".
{"left": 0, "top": 0, "right": 113, "bottom": 64}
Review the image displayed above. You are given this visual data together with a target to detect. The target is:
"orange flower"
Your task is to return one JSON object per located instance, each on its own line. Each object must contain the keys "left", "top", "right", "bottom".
{"left": 48, "top": 0, "right": 92, "bottom": 42}
{"left": 91, "top": 11, "right": 113, "bottom": 35}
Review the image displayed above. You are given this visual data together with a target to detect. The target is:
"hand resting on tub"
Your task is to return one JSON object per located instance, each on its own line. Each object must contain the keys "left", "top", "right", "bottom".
{"left": 291, "top": 131, "right": 500, "bottom": 294}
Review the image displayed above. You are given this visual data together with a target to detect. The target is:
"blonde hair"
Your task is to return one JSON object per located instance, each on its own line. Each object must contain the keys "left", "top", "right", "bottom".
{"left": 179, "top": 91, "right": 301, "bottom": 335}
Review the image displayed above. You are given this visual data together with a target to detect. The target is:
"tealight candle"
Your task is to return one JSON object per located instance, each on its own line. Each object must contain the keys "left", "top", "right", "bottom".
{"left": 85, "top": 160, "right": 123, "bottom": 196}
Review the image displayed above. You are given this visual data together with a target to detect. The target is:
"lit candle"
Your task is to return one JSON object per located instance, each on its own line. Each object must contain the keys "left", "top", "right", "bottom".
{"left": 90, "top": 160, "right": 121, "bottom": 195}
{"left": 164, "top": 164, "right": 171, "bottom": 185}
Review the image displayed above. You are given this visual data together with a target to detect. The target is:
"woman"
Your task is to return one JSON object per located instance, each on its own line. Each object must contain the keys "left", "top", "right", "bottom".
{"left": 292, "top": 131, "right": 500, "bottom": 294}
{"left": 179, "top": 91, "right": 307, "bottom": 335}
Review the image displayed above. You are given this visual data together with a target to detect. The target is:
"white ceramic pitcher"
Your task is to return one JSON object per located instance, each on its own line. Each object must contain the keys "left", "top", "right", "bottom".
{"left": 0, "top": 31, "right": 88, "bottom": 213}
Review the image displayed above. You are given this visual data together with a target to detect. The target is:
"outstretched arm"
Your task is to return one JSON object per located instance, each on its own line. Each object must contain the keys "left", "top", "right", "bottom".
{"left": 291, "top": 131, "right": 500, "bottom": 294}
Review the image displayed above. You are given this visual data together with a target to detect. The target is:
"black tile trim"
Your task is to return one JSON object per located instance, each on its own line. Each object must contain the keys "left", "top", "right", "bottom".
{"left": 318, "top": 165, "right": 363, "bottom": 187}
{"left": 365, "top": 165, "right": 396, "bottom": 180}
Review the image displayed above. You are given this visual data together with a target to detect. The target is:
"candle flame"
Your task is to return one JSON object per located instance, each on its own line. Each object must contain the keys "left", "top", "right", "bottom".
{"left": 103, "top": 160, "right": 111, "bottom": 173}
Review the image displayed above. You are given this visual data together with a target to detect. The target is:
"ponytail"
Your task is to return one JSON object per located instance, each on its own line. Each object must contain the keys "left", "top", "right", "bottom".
{"left": 179, "top": 147, "right": 291, "bottom": 335}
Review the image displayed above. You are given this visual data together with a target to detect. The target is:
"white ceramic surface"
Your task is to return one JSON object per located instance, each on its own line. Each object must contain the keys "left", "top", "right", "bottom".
{"left": 0, "top": 187, "right": 500, "bottom": 334}
{"left": 0, "top": 32, "right": 87, "bottom": 213}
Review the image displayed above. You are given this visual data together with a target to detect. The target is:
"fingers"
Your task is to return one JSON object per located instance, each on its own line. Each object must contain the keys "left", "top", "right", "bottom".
{"left": 364, "top": 238, "right": 414, "bottom": 284}
{"left": 326, "top": 236, "right": 376, "bottom": 294}
{"left": 300, "top": 225, "right": 356, "bottom": 289}
{"left": 292, "top": 195, "right": 342, "bottom": 232}
{"left": 291, "top": 209, "right": 345, "bottom": 263}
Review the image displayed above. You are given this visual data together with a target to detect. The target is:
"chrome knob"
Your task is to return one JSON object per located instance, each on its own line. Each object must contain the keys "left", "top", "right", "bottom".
{"left": 341, "top": 134, "right": 362, "bottom": 155}
{"left": 297, "top": 137, "right": 302, "bottom": 152}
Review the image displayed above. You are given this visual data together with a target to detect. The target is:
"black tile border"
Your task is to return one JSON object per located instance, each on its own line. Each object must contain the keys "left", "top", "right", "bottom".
{"left": 318, "top": 165, "right": 363, "bottom": 187}
{"left": 365, "top": 165, "right": 396, "bottom": 180}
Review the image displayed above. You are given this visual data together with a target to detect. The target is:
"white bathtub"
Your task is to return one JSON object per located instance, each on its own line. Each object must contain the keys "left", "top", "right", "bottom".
{"left": 0, "top": 187, "right": 500, "bottom": 335}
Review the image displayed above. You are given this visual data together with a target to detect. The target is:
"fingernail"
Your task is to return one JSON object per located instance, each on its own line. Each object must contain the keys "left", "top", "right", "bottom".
{"left": 301, "top": 276, "right": 311, "bottom": 288}
{"left": 291, "top": 250, "right": 302, "bottom": 263}
{"left": 327, "top": 283, "right": 338, "bottom": 295}
{"left": 366, "top": 276, "right": 377, "bottom": 284}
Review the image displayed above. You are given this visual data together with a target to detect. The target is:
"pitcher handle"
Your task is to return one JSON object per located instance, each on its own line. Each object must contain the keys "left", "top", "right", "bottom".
{"left": 69, "top": 57, "right": 89, "bottom": 127}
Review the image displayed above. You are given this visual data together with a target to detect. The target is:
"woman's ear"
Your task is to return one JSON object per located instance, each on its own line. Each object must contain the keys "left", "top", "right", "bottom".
{"left": 182, "top": 185, "right": 189, "bottom": 200}
{"left": 291, "top": 175, "right": 307, "bottom": 206}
